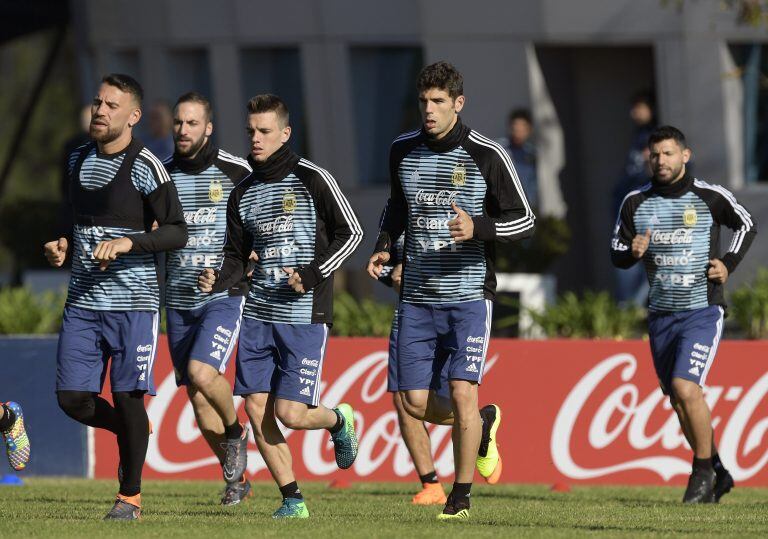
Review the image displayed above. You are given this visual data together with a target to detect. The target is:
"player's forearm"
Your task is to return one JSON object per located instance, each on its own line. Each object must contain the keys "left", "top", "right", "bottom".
{"left": 472, "top": 214, "right": 535, "bottom": 243}
{"left": 129, "top": 220, "right": 188, "bottom": 253}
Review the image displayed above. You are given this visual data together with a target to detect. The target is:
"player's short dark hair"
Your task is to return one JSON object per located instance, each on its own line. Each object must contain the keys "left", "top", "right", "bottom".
{"left": 508, "top": 108, "right": 532, "bottom": 125}
{"left": 101, "top": 73, "right": 143, "bottom": 106}
{"left": 247, "top": 94, "right": 289, "bottom": 128}
{"left": 175, "top": 91, "right": 213, "bottom": 122}
{"left": 417, "top": 61, "right": 464, "bottom": 100}
{"left": 648, "top": 125, "right": 687, "bottom": 150}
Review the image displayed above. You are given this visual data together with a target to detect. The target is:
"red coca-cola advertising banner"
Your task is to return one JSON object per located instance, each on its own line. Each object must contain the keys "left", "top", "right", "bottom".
{"left": 93, "top": 338, "right": 768, "bottom": 486}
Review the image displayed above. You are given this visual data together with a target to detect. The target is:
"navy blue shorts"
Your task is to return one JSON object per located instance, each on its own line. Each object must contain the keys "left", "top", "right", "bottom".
{"left": 387, "top": 305, "right": 450, "bottom": 396}
{"left": 648, "top": 305, "right": 724, "bottom": 394}
{"left": 166, "top": 296, "right": 245, "bottom": 387}
{"left": 396, "top": 300, "right": 492, "bottom": 391}
{"left": 234, "top": 319, "right": 328, "bottom": 406}
{"left": 56, "top": 306, "right": 159, "bottom": 395}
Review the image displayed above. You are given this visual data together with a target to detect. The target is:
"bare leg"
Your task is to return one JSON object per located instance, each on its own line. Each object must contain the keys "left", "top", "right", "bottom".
{"left": 186, "top": 386, "right": 226, "bottom": 464}
{"left": 273, "top": 399, "right": 337, "bottom": 430}
{"left": 671, "top": 378, "right": 712, "bottom": 459}
{"left": 188, "top": 360, "right": 238, "bottom": 427}
{"left": 244, "top": 393, "right": 295, "bottom": 487}
{"left": 449, "top": 380, "right": 481, "bottom": 483}
{"left": 393, "top": 391, "right": 435, "bottom": 477}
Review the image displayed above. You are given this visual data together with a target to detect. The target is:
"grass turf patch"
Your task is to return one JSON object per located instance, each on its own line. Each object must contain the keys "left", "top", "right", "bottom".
{"left": 1, "top": 479, "right": 767, "bottom": 538}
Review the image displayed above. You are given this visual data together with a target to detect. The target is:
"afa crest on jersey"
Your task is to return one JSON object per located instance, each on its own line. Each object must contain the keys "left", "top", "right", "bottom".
{"left": 282, "top": 189, "right": 297, "bottom": 213}
{"left": 208, "top": 179, "right": 223, "bottom": 203}
{"left": 683, "top": 205, "right": 697, "bottom": 227}
{"left": 451, "top": 162, "right": 467, "bottom": 187}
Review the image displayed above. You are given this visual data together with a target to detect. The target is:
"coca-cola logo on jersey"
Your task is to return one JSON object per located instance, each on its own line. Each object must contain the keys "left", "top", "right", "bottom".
{"left": 651, "top": 228, "right": 692, "bottom": 245}
{"left": 254, "top": 215, "right": 294, "bottom": 235}
{"left": 414, "top": 189, "right": 458, "bottom": 206}
{"left": 184, "top": 207, "right": 218, "bottom": 225}
{"left": 552, "top": 353, "right": 768, "bottom": 482}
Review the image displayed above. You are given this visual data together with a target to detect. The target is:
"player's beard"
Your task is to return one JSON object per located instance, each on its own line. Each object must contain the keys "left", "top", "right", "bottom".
{"left": 175, "top": 133, "right": 207, "bottom": 158}
{"left": 89, "top": 122, "right": 125, "bottom": 145}
{"left": 653, "top": 162, "right": 684, "bottom": 184}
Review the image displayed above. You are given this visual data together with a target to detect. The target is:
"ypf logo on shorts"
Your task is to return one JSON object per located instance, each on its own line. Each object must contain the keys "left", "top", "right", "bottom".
{"left": 209, "top": 326, "right": 233, "bottom": 361}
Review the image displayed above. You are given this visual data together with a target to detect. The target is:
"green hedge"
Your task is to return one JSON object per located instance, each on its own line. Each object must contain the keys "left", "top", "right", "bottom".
{"left": 0, "top": 287, "right": 65, "bottom": 334}
{"left": 730, "top": 268, "right": 768, "bottom": 339}
{"left": 527, "top": 290, "right": 647, "bottom": 339}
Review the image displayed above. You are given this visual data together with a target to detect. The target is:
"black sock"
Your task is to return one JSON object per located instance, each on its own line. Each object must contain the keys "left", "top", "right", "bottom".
{"left": 224, "top": 420, "right": 243, "bottom": 440}
{"left": 419, "top": 471, "right": 439, "bottom": 484}
{"left": 113, "top": 391, "right": 149, "bottom": 497}
{"left": 328, "top": 409, "right": 344, "bottom": 434}
{"left": 0, "top": 403, "right": 15, "bottom": 431}
{"left": 692, "top": 457, "right": 713, "bottom": 472}
{"left": 712, "top": 453, "right": 727, "bottom": 474}
{"left": 450, "top": 482, "right": 472, "bottom": 507}
{"left": 279, "top": 481, "right": 303, "bottom": 500}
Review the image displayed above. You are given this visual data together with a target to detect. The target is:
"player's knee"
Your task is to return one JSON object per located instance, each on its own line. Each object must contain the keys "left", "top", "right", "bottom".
{"left": 244, "top": 394, "right": 268, "bottom": 425}
{"left": 56, "top": 390, "right": 92, "bottom": 422}
{"left": 187, "top": 360, "right": 217, "bottom": 389}
{"left": 449, "top": 381, "right": 474, "bottom": 405}
{"left": 274, "top": 401, "right": 306, "bottom": 429}
{"left": 671, "top": 378, "right": 702, "bottom": 403}
{"left": 401, "top": 392, "right": 427, "bottom": 419}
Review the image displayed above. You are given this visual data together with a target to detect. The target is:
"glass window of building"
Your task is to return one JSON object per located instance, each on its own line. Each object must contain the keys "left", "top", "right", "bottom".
{"left": 729, "top": 44, "right": 768, "bottom": 183}
{"left": 349, "top": 47, "right": 423, "bottom": 185}
{"left": 168, "top": 50, "right": 212, "bottom": 102}
{"left": 240, "top": 48, "right": 306, "bottom": 156}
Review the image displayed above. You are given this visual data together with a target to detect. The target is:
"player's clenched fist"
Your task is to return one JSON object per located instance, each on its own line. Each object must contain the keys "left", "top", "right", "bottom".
{"left": 198, "top": 268, "right": 217, "bottom": 293}
{"left": 707, "top": 258, "right": 729, "bottom": 284}
{"left": 631, "top": 229, "right": 651, "bottom": 259}
{"left": 93, "top": 237, "right": 133, "bottom": 271}
{"left": 43, "top": 237, "right": 69, "bottom": 267}
{"left": 366, "top": 251, "right": 390, "bottom": 280}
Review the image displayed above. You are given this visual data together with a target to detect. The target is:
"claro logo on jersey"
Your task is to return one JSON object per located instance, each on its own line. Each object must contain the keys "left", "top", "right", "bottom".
{"left": 184, "top": 207, "right": 218, "bottom": 225}
{"left": 414, "top": 211, "right": 452, "bottom": 230}
{"left": 415, "top": 189, "right": 458, "bottom": 206}
{"left": 651, "top": 228, "right": 693, "bottom": 245}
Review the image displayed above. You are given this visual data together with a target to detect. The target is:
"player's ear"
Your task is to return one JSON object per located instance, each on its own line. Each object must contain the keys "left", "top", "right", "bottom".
{"left": 280, "top": 125, "right": 291, "bottom": 144}
{"left": 682, "top": 147, "right": 692, "bottom": 164}
{"left": 205, "top": 121, "right": 213, "bottom": 137}
{"left": 454, "top": 95, "right": 465, "bottom": 113}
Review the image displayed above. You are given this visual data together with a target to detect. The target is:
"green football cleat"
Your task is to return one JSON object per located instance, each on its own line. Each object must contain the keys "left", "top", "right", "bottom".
{"left": 272, "top": 497, "right": 309, "bottom": 519}
{"left": 476, "top": 404, "right": 501, "bottom": 481}
{"left": 330, "top": 403, "right": 358, "bottom": 470}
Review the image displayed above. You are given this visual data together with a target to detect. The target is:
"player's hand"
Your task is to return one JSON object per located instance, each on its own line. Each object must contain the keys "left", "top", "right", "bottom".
{"left": 93, "top": 237, "right": 133, "bottom": 270}
{"left": 631, "top": 229, "right": 651, "bottom": 259}
{"left": 392, "top": 263, "right": 403, "bottom": 294}
{"left": 283, "top": 267, "right": 305, "bottom": 293}
{"left": 707, "top": 258, "right": 729, "bottom": 284}
{"left": 448, "top": 202, "right": 474, "bottom": 242}
{"left": 246, "top": 251, "right": 259, "bottom": 278}
{"left": 366, "top": 251, "right": 391, "bottom": 279}
{"left": 43, "top": 237, "right": 68, "bottom": 267}
{"left": 198, "top": 268, "right": 217, "bottom": 293}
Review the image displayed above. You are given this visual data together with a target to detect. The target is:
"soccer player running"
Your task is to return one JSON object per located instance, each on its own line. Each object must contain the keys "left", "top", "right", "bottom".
{"left": 1, "top": 402, "right": 30, "bottom": 471}
{"left": 379, "top": 237, "right": 447, "bottom": 505}
{"left": 198, "top": 94, "right": 363, "bottom": 518}
{"left": 163, "top": 92, "right": 252, "bottom": 505}
{"left": 43, "top": 74, "right": 187, "bottom": 520}
{"left": 367, "top": 61, "right": 535, "bottom": 520}
{"left": 611, "top": 125, "right": 756, "bottom": 503}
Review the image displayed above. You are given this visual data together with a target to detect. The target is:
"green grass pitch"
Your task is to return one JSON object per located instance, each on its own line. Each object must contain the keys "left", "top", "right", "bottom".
{"left": 1, "top": 479, "right": 768, "bottom": 538}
